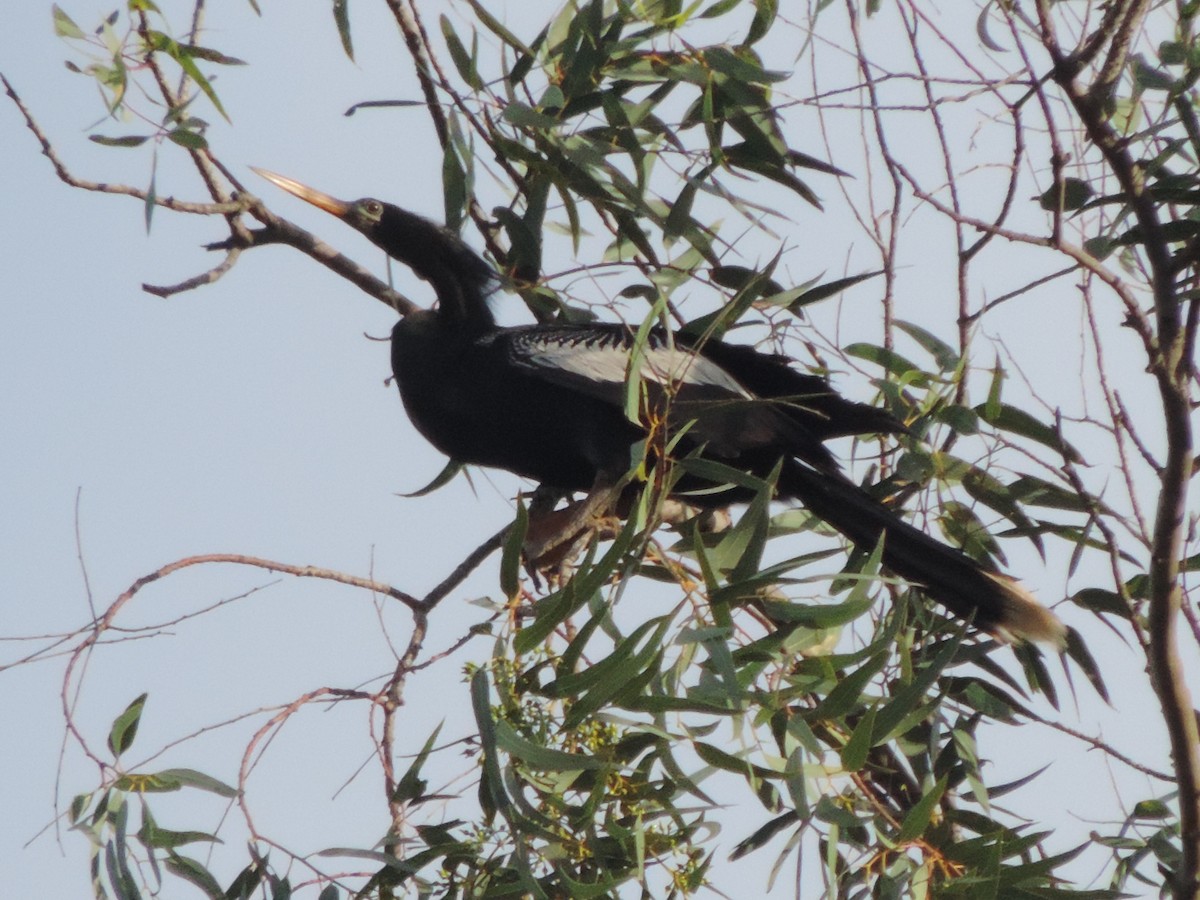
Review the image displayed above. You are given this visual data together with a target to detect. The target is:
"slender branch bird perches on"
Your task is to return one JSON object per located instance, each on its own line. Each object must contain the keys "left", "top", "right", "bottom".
{"left": 252, "top": 167, "right": 1066, "bottom": 646}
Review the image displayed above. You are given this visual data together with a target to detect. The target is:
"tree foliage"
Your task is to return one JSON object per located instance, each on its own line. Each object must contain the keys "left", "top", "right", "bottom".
{"left": 7, "top": 0, "right": 1200, "bottom": 897}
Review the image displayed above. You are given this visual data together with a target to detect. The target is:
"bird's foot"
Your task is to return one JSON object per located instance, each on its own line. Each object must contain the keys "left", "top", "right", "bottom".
{"left": 522, "top": 496, "right": 621, "bottom": 587}
{"left": 657, "top": 499, "right": 732, "bottom": 534}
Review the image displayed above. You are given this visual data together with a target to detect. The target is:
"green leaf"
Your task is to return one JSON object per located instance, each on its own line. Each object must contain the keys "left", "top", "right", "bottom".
{"left": 1064, "top": 626, "right": 1110, "bottom": 704}
{"left": 1014, "top": 640, "right": 1058, "bottom": 708}
{"left": 494, "top": 720, "right": 609, "bottom": 771}
{"left": 494, "top": 205, "right": 542, "bottom": 282}
{"left": 462, "top": 0, "right": 534, "bottom": 56}
{"left": 964, "top": 468, "right": 1044, "bottom": 556}
{"left": 730, "top": 810, "right": 801, "bottom": 860}
{"left": 392, "top": 724, "right": 442, "bottom": 804}
{"left": 712, "top": 464, "right": 776, "bottom": 582}
{"left": 553, "top": 617, "right": 671, "bottom": 728}
{"left": 223, "top": 859, "right": 265, "bottom": 899}
{"left": 786, "top": 270, "right": 882, "bottom": 314}
{"left": 705, "top": 46, "right": 787, "bottom": 86}
{"left": 1132, "top": 798, "right": 1172, "bottom": 819}
{"left": 1083, "top": 234, "right": 1116, "bottom": 260}
{"left": 396, "top": 458, "right": 462, "bottom": 497}
{"left": 441, "top": 15, "right": 482, "bottom": 89}
{"left": 108, "top": 693, "right": 147, "bottom": 758}
{"left": 974, "top": 402, "right": 1084, "bottom": 463}
{"left": 988, "top": 763, "right": 1051, "bottom": 799}
{"left": 175, "top": 45, "right": 246, "bottom": 66}
{"left": 814, "top": 794, "right": 863, "bottom": 829}
{"left": 1133, "top": 56, "right": 1176, "bottom": 91}
{"left": 502, "top": 101, "right": 561, "bottom": 130}
{"left": 976, "top": 3, "right": 1006, "bottom": 52}
{"left": 722, "top": 141, "right": 824, "bottom": 208}
{"left": 1007, "top": 474, "right": 1099, "bottom": 513}
{"left": 895, "top": 320, "right": 959, "bottom": 371}
{"left": 663, "top": 177, "right": 701, "bottom": 243}
{"left": 70, "top": 791, "right": 92, "bottom": 824}
{"left": 1115, "top": 217, "right": 1200, "bottom": 247}
{"left": 144, "top": 164, "right": 157, "bottom": 233}
{"left": 136, "top": 807, "right": 220, "bottom": 850}
{"left": 986, "top": 357, "right": 1003, "bottom": 419}
{"left": 164, "top": 852, "right": 224, "bottom": 899}
{"left": 815, "top": 651, "right": 887, "bottom": 720}
{"left": 897, "top": 774, "right": 949, "bottom": 843}
{"left": 874, "top": 628, "right": 964, "bottom": 742}
{"left": 839, "top": 708, "right": 875, "bottom": 771}
{"left": 744, "top": 0, "right": 778, "bottom": 46}
{"left": 52, "top": 4, "right": 86, "bottom": 39}
{"left": 142, "top": 31, "right": 231, "bottom": 123}
{"left": 89, "top": 134, "right": 150, "bottom": 148}
{"left": 1038, "top": 177, "right": 1094, "bottom": 211}
{"left": 117, "top": 767, "right": 238, "bottom": 798}
{"left": 843, "top": 343, "right": 930, "bottom": 385}
{"left": 1070, "top": 587, "right": 1129, "bottom": 618}
{"left": 469, "top": 669, "right": 508, "bottom": 822}
{"left": 500, "top": 499, "right": 527, "bottom": 601}
{"left": 105, "top": 836, "right": 141, "bottom": 900}
{"left": 167, "top": 128, "right": 207, "bottom": 150}
{"left": 756, "top": 589, "right": 874, "bottom": 629}
{"left": 939, "top": 500, "right": 1003, "bottom": 564}
{"left": 694, "top": 741, "right": 780, "bottom": 782}
{"left": 674, "top": 456, "right": 772, "bottom": 494}
{"left": 333, "top": 0, "right": 353, "bottom": 61}
{"left": 936, "top": 404, "right": 980, "bottom": 435}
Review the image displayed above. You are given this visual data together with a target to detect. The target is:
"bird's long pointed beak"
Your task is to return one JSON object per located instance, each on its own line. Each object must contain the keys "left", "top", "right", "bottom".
{"left": 250, "top": 167, "right": 354, "bottom": 218}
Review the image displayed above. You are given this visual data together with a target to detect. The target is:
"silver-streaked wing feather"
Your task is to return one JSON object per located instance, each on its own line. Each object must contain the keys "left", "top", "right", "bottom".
{"left": 491, "top": 325, "right": 801, "bottom": 456}
{"left": 505, "top": 326, "right": 752, "bottom": 398}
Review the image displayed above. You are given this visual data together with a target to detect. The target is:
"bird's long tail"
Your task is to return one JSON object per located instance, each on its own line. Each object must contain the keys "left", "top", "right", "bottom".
{"left": 779, "top": 461, "right": 1066, "bottom": 645}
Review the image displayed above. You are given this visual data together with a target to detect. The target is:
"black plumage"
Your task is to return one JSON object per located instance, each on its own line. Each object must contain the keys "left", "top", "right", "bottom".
{"left": 253, "top": 168, "right": 1065, "bottom": 645}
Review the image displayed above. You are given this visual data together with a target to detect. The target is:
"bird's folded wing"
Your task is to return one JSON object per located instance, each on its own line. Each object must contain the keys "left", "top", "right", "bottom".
{"left": 495, "top": 325, "right": 808, "bottom": 456}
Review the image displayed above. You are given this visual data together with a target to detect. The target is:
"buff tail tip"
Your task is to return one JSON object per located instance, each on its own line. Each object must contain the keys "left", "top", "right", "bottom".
{"left": 984, "top": 572, "right": 1067, "bottom": 648}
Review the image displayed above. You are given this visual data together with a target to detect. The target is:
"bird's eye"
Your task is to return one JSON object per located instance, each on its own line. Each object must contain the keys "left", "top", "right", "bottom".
{"left": 365, "top": 200, "right": 383, "bottom": 216}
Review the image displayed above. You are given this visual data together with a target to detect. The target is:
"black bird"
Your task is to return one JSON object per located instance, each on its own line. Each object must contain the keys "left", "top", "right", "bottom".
{"left": 253, "top": 168, "right": 1065, "bottom": 645}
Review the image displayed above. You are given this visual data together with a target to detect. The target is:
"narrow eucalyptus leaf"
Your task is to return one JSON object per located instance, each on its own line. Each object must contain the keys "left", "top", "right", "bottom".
{"left": 148, "top": 768, "right": 239, "bottom": 797}
{"left": 396, "top": 458, "right": 462, "bottom": 497}
{"left": 1038, "top": 177, "right": 1094, "bottom": 211}
{"left": 164, "top": 852, "right": 224, "bottom": 899}
{"left": 494, "top": 721, "right": 608, "bottom": 771}
{"left": 89, "top": 134, "right": 150, "bottom": 147}
{"left": 1063, "top": 627, "right": 1110, "bottom": 703}
{"left": 333, "top": 0, "right": 353, "bottom": 60}
{"left": 731, "top": 810, "right": 800, "bottom": 860}
{"left": 896, "top": 775, "right": 949, "bottom": 843}
{"left": 108, "top": 693, "right": 148, "bottom": 758}
{"left": 392, "top": 724, "right": 443, "bottom": 804}
{"left": 440, "top": 15, "right": 483, "bottom": 89}
{"left": 53, "top": 4, "right": 87, "bottom": 38}
{"left": 500, "top": 500, "right": 526, "bottom": 601}
{"left": 839, "top": 708, "right": 875, "bottom": 771}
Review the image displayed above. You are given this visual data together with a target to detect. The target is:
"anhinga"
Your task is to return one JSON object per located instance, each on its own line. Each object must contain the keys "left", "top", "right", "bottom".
{"left": 253, "top": 168, "right": 1065, "bottom": 645}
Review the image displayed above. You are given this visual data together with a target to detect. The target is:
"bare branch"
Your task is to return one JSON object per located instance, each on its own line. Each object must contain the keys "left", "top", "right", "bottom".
{"left": 1030, "top": 1, "right": 1200, "bottom": 889}
{"left": 143, "top": 246, "right": 243, "bottom": 297}
{"left": 423, "top": 525, "right": 506, "bottom": 609}
{"left": 210, "top": 210, "right": 419, "bottom": 315}
{"left": 2, "top": 73, "right": 245, "bottom": 216}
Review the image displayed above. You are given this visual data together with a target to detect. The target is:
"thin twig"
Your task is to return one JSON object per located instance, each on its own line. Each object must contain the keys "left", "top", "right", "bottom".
{"left": 2, "top": 73, "right": 243, "bottom": 216}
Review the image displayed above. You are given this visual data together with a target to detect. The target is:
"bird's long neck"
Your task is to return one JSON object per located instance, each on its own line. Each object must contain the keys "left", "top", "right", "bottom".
{"left": 427, "top": 267, "right": 495, "bottom": 335}
{"left": 379, "top": 207, "right": 496, "bottom": 335}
